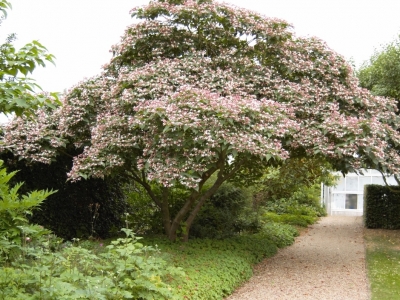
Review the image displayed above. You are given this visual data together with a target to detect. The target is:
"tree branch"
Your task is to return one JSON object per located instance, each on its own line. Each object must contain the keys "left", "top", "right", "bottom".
{"left": 185, "top": 159, "right": 245, "bottom": 230}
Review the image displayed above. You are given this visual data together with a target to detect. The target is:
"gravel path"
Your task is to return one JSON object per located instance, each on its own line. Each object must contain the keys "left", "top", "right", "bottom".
{"left": 226, "top": 216, "right": 370, "bottom": 300}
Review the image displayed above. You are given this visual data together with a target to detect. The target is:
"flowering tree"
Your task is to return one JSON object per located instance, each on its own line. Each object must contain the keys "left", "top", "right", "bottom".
{"left": 3, "top": 0, "right": 400, "bottom": 241}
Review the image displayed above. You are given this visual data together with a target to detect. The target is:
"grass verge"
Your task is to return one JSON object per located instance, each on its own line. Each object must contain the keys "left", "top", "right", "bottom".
{"left": 365, "top": 228, "right": 400, "bottom": 300}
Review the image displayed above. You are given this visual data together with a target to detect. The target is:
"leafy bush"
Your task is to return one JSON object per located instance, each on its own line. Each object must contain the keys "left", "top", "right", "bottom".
{"left": 254, "top": 158, "right": 336, "bottom": 203}
{"left": 262, "top": 212, "right": 317, "bottom": 227}
{"left": 123, "top": 183, "right": 160, "bottom": 234}
{"left": 0, "top": 160, "right": 56, "bottom": 264}
{"left": 264, "top": 197, "right": 325, "bottom": 218}
{"left": 260, "top": 222, "right": 299, "bottom": 248}
{"left": 190, "top": 183, "right": 254, "bottom": 239}
{"left": 0, "top": 229, "right": 183, "bottom": 299}
{"left": 364, "top": 184, "right": 400, "bottom": 229}
{"left": 233, "top": 208, "right": 262, "bottom": 234}
{"left": 0, "top": 160, "right": 181, "bottom": 298}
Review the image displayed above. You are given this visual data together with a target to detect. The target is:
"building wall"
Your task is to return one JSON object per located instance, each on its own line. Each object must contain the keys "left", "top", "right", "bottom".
{"left": 322, "top": 170, "right": 397, "bottom": 216}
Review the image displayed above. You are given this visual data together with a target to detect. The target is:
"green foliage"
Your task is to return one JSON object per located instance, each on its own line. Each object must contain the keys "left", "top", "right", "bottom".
{"left": 0, "top": 0, "right": 11, "bottom": 17}
{"left": 263, "top": 197, "right": 325, "bottom": 218}
{"left": 254, "top": 158, "right": 336, "bottom": 204}
{"left": 143, "top": 233, "right": 279, "bottom": 299}
{"left": 0, "top": 228, "right": 182, "bottom": 299}
{"left": 358, "top": 36, "right": 400, "bottom": 103}
{"left": 1, "top": 152, "right": 128, "bottom": 239}
{"left": 190, "top": 183, "right": 254, "bottom": 239}
{"left": 124, "top": 181, "right": 260, "bottom": 239}
{"left": 231, "top": 206, "right": 262, "bottom": 234}
{"left": 123, "top": 183, "right": 160, "bottom": 234}
{"left": 364, "top": 184, "right": 400, "bottom": 229}
{"left": 260, "top": 222, "right": 299, "bottom": 248}
{"left": 0, "top": 0, "right": 59, "bottom": 117}
{"left": 0, "top": 160, "right": 55, "bottom": 263}
{"left": 262, "top": 212, "right": 317, "bottom": 227}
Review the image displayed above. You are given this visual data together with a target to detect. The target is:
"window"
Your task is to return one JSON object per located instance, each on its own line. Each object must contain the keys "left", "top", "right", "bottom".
{"left": 345, "top": 194, "right": 357, "bottom": 209}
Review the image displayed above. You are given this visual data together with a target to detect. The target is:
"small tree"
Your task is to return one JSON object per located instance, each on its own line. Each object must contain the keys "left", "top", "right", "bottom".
{"left": 3, "top": 0, "right": 400, "bottom": 241}
{"left": 358, "top": 35, "right": 400, "bottom": 184}
{"left": 0, "top": 0, "right": 59, "bottom": 117}
{"left": 358, "top": 36, "right": 400, "bottom": 103}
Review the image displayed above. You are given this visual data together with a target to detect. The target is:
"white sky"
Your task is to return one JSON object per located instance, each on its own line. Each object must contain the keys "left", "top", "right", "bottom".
{"left": 2, "top": 0, "right": 400, "bottom": 94}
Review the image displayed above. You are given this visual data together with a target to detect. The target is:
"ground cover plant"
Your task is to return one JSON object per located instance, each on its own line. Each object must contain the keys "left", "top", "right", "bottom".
{"left": 262, "top": 211, "right": 317, "bottom": 227}
{"left": 142, "top": 234, "right": 279, "bottom": 299}
{"left": 364, "top": 228, "right": 400, "bottom": 300}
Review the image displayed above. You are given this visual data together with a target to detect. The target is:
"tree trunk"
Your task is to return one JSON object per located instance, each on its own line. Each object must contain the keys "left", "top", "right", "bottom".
{"left": 163, "top": 161, "right": 244, "bottom": 241}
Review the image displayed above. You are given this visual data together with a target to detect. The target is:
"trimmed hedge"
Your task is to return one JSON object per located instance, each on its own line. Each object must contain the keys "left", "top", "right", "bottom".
{"left": 364, "top": 184, "right": 400, "bottom": 229}
{"left": 1, "top": 152, "right": 128, "bottom": 239}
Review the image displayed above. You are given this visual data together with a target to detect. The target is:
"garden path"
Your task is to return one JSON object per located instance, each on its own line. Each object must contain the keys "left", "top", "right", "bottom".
{"left": 226, "top": 216, "right": 370, "bottom": 300}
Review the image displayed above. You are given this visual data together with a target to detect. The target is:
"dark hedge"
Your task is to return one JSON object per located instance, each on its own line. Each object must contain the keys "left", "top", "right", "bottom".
{"left": 364, "top": 184, "right": 400, "bottom": 229}
{"left": 1, "top": 151, "right": 128, "bottom": 239}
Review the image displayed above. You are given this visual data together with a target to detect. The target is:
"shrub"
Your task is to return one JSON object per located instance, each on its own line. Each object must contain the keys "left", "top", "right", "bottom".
{"left": 260, "top": 222, "right": 299, "bottom": 248}
{"left": 0, "top": 160, "right": 56, "bottom": 264}
{"left": 1, "top": 152, "right": 128, "bottom": 239}
{"left": 264, "top": 197, "right": 325, "bottom": 218}
{"left": 262, "top": 212, "right": 317, "bottom": 227}
{"left": 123, "top": 183, "right": 160, "bottom": 234}
{"left": 364, "top": 184, "right": 400, "bottom": 229}
{"left": 0, "top": 228, "right": 183, "bottom": 299}
{"left": 190, "top": 183, "right": 254, "bottom": 239}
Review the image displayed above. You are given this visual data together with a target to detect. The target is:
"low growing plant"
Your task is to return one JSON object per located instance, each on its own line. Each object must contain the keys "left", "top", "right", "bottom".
{"left": 260, "top": 222, "right": 299, "bottom": 248}
{"left": 263, "top": 198, "right": 325, "bottom": 217}
{"left": 1, "top": 228, "right": 183, "bottom": 299}
{"left": 262, "top": 212, "right": 317, "bottom": 227}
{"left": 142, "top": 232, "right": 285, "bottom": 299}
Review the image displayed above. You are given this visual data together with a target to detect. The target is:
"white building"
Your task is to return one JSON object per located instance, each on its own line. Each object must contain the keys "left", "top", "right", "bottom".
{"left": 321, "top": 170, "right": 397, "bottom": 216}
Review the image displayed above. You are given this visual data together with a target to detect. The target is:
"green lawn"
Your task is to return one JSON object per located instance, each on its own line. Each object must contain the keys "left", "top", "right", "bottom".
{"left": 365, "top": 228, "right": 400, "bottom": 300}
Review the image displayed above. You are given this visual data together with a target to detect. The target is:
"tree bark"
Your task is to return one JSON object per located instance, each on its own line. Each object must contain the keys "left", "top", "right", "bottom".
{"left": 181, "top": 161, "right": 244, "bottom": 241}
{"left": 131, "top": 154, "right": 244, "bottom": 242}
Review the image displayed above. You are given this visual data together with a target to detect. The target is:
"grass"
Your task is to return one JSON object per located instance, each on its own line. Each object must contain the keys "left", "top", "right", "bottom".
{"left": 365, "top": 228, "right": 400, "bottom": 300}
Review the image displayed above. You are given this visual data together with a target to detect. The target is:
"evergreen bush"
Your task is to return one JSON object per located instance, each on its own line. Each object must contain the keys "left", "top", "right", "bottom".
{"left": 364, "top": 184, "right": 400, "bottom": 229}
{"left": 1, "top": 152, "right": 128, "bottom": 239}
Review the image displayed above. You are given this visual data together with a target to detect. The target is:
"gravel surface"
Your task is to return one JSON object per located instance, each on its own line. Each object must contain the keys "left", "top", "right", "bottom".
{"left": 226, "top": 216, "right": 370, "bottom": 300}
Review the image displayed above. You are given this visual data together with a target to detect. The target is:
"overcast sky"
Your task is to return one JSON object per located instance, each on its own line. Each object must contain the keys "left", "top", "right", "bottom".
{"left": 2, "top": 0, "right": 400, "bottom": 94}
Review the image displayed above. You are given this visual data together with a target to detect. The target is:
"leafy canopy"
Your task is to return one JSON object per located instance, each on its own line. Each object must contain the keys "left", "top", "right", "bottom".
{"left": 0, "top": 0, "right": 59, "bottom": 117}
{"left": 358, "top": 36, "right": 400, "bottom": 103}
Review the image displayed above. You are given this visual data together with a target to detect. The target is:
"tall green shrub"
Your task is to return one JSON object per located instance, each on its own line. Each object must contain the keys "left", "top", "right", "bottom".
{"left": 190, "top": 183, "right": 255, "bottom": 239}
{"left": 1, "top": 152, "right": 128, "bottom": 239}
{"left": 364, "top": 184, "right": 400, "bottom": 229}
